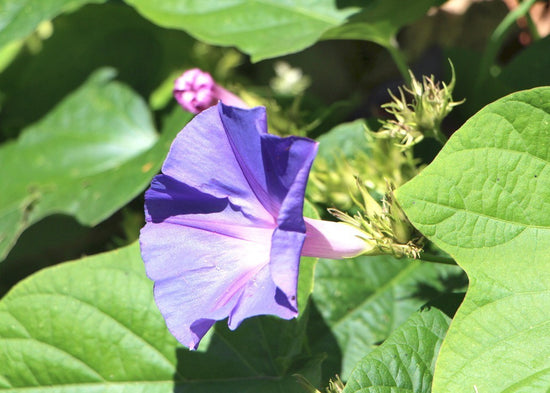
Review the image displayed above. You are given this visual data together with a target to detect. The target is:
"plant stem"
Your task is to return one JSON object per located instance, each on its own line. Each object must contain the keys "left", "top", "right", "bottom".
{"left": 475, "top": 0, "right": 537, "bottom": 92}
{"left": 420, "top": 252, "right": 457, "bottom": 266}
{"left": 386, "top": 38, "right": 411, "bottom": 85}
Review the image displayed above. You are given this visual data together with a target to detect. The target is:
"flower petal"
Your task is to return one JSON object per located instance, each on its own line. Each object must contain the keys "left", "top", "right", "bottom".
{"left": 260, "top": 134, "right": 318, "bottom": 232}
{"left": 268, "top": 228, "right": 305, "bottom": 311}
{"left": 302, "top": 217, "right": 370, "bottom": 259}
{"left": 219, "top": 104, "right": 319, "bottom": 221}
{"left": 218, "top": 104, "right": 278, "bottom": 215}
{"left": 161, "top": 104, "right": 273, "bottom": 225}
{"left": 227, "top": 263, "right": 297, "bottom": 330}
{"left": 261, "top": 134, "right": 317, "bottom": 303}
{"left": 145, "top": 174, "right": 269, "bottom": 238}
{"left": 140, "top": 221, "right": 292, "bottom": 349}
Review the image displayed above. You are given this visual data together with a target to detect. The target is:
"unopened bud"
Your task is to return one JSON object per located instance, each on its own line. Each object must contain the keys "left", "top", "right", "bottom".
{"left": 173, "top": 68, "right": 248, "bottom": 114}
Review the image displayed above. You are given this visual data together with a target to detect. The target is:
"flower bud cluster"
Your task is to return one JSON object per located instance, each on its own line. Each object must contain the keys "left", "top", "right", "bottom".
{"left": 307, "top": 68, "right": 462, "bottom": 259}
{"left": 379, "top": 64, "right": 463, "bottom": 146}
{"left": 328, "top": 181, "right": 423, "bottom": 259}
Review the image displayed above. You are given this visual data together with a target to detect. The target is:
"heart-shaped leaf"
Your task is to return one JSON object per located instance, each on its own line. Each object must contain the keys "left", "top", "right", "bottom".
{"left": 122, "top": 0, "right": 359, "bottom": 62}
{"left": 0, "top": 242, "right": 321, "bottom": 392}
{"left": 311, "top": 255, "right": 464, "bottom": 380}
{"left": 396, "top": 87, "right": 550, "bottom": 393}
{"left": 343, "top": 306, "right": 451, "bottom": 393}
{"left": 0, "top": 69, "right": 189, "bottom": 262}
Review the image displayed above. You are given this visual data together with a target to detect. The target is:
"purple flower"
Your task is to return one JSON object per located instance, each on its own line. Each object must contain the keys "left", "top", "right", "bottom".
{"left": 140, "top": 103, "right": 368, "bottom": 349}
{"left": 174, "top": 68, "right": 248, "bottom": 114}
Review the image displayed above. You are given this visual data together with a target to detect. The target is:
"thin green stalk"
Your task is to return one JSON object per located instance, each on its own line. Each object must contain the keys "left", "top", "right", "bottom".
{"left": 419, "top": 252, "right": 457, "bottom": 266}
{"left": 386, "top": 38, "right": 411, "bottom": 85}
{"left": 475, "top": 0, "right": 537, "bottom": 92}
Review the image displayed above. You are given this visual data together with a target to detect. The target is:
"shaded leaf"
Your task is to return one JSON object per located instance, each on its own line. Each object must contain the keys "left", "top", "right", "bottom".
{"left": 315, "top": 119, "right": 370, "bottom": 165}
{"left": 311, "top": 255, "right": 464, "bottom": 380}
{"left": 0, "top": 242, "right": 321, "bottom": 392}
{"left": 0, "top": 3, "right": 195, "bottom": 134}
{"left": 396, "top": 87, "right": 550, "bottom": 393}
{"left": 447, "top": 37, "right": 550, "bottom": 120}
{"left": 0, "top": 0, "right": 105, "bottom": 52}
{"left": 122, "top": 0, "right": 359, "bottom": 62}
{"left": 498, "top": 35, "right": 550, "bottom": 92}
{"left": 0, "top": 40, "right": 22, "bottom": 74}
{"left": 343, "top": 307, "right": 451, "bottom": 393}
{"left": 323, "top": 0, "right": 445, "bottom": 47}
{"left": 0, "top": 68, "right": 191, "bottom": 261}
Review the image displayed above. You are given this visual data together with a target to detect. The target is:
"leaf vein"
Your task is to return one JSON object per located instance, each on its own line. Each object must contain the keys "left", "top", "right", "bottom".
{"left": 10, "top": 292, "right": 179, "bottom": 378}
{"left": 1, "top": 337, "right": 105, "bottom": 381}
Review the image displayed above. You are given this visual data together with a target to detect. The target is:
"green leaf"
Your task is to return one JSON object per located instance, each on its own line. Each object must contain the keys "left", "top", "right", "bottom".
{"left": 0, "top": 242, "right": 322, "bottom": 392}
{"left": 322, "top": 0, "right": 444, "bottom": 47}
{"left": 343, "top": 307, "right": 451, "bottom": 393}
{"left": 0, "top": 68, "right": 190, "bottom": 262}
{"left": 315, "top": 119, "right": 370, "bottom": 165}
{"left": 0, "top": 3, "right": 195, "bottom": 134}
{"left": 0, "top": 0, "right": 105, "bottom": 52}
{"left": 0, "top": 39, "right": 22, "bottom": 74}
{"left": 396, "top": 87, "right": 550, "bottom": 393}
{"left": 122, "top": 0, "right": 359, "bottom": 62}
{"left": 0, "top": 243, "right": 178, "bottom": 391}
{"left": 311, "top": 255, "right": 464, "bottom": 380}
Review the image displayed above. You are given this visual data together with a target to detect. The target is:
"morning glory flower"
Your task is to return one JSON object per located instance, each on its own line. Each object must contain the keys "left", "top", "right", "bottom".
{"left": 174, "top": 68, "right": 248, "bottom": 114}
{"left": 140, "top": 102, "right": 369, "bottom": 349}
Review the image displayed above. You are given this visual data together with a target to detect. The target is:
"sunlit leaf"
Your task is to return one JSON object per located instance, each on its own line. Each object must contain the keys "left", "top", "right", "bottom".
{"left": 343, "top": 307, "right": 451, "bottom": 393}
{"left": 0, "top": 242, "right": 321, "bottom": 392}
{"left": 123, "top": 0, "right": 359, "bottom": 62}
{"left": 396, "top": 87, "right": 550, "bottom": 393}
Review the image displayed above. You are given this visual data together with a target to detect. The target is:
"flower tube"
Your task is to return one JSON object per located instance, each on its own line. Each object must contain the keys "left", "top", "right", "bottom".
{"left": 140, "top": 103, "right": 369, "bottom": 349}
{"left": 173, "top": 68, "right": 248, "bottom": 114}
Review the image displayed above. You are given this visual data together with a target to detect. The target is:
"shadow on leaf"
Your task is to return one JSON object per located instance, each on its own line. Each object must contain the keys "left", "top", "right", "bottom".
{"left": 172, "top": 301, "right": 330, "bottom": 392}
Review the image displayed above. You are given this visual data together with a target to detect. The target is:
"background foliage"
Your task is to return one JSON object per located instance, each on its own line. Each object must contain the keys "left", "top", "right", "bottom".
{"left": 1, "top": 0, "right": 549, "bottom": 392}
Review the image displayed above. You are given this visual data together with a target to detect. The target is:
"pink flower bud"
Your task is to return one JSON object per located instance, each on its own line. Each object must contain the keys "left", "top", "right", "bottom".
{"left": 174, "top": 68, "right": 248, "bottom": 114}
